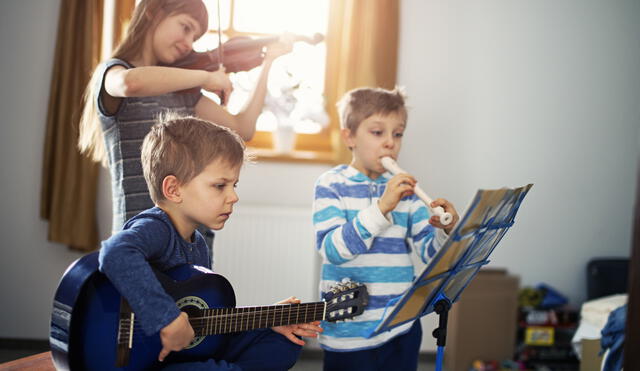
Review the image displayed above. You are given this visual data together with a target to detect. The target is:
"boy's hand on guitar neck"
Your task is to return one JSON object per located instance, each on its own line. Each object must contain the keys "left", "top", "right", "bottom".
{"left": 158, "top": 312, "right": 195, "bottom": 362}
{"left": 271, "top": 296, "right": 323, "bottom": 346}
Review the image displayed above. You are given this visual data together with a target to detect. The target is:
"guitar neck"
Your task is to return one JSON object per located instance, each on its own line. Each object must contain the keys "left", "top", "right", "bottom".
{"left": 189, "top": 302, "right": 326, "bottom": 336}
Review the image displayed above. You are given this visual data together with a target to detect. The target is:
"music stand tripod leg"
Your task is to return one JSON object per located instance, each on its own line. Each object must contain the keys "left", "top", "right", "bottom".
{"left": 432, "top": 299, "right": 451, "bottom": 371}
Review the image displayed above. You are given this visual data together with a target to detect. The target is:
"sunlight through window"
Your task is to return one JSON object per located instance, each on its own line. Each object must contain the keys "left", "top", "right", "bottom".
{"left": 195, "top": 0, "right": 329, "bottom": 135}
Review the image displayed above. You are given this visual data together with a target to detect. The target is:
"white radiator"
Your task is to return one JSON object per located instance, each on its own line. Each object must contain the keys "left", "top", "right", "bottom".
{"left": 212, "top": 204, "right": 436, "bottom": 352}
{"left": 212, "top": 205, "right": 321, "bottom": 307}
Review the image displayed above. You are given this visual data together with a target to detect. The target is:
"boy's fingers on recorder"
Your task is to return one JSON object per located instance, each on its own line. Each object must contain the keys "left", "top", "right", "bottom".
{"left": 402, "top": 189, "right": 415, "bottom": 198}
{"left": 385, "top": 176, "right": 415, "bottom": 199}
{"left": 431, "top": 198, "right": 459, "bottom": 219}
{"left": 431, "top": 198, "right": 455, "bottom": 212}
{"left": 430, "top": 198, "right": 447, "bottom": 209}
{"left": 429, "top": 215, "right": 444, "bottom": 228}
{"left": 390, "top": 173, "right": 416, "bottom": 187}
{"left": 396, "top": 184, "right": 414, "bottom": 199}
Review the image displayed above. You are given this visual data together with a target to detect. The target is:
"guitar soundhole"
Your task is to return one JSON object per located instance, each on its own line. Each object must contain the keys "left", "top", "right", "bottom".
{"left": 182, "top": 306, "right": 200, "bottom": 317}
{"left": 175, "top": 296, "right": 208, "bottom": 349}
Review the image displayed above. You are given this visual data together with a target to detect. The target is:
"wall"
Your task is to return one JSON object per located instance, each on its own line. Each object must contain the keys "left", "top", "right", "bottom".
{"left": 0, "top": 0, "right": 83, "bottom": 340}
{"left": 0, "top": 0, "right": 638, "bottom": 351}
{"left": 398, "top": 0, "right": 639, "bottom": 300}
{"left": 397, "top": 0, "right": 640, "bottom": 350}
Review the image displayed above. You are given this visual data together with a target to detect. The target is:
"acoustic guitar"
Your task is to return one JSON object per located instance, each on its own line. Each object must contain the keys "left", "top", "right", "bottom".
{"left": 49, "top": 252, "right": 367, "bottom": 370}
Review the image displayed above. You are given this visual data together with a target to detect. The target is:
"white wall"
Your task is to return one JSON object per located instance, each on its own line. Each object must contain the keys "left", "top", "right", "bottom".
{"left": 398, "top": 0, "right": 639, "bottom": 305}
{"left": 0, "top": 0, "right": 84, "bottom": 340}
{"left": 0, "top": 0, "right": 638, "bottom": 348}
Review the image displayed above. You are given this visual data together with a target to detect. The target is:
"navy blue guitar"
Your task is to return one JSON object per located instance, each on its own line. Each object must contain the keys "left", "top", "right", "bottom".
{"left": 50, "top": 252, "right": 368, "bottom": 370}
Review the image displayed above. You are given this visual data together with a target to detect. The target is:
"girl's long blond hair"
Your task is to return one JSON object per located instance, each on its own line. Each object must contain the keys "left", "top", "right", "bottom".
{"left": 78, "top": 0, "right": 208, "bottom": 165}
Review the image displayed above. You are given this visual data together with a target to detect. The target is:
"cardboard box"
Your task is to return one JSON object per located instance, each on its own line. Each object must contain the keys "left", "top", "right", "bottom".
{"left": 580, "top": 339, "right": 603, "bottom": 371}
{"left": 445, "top": 269, "right": 520, "bottom": 371}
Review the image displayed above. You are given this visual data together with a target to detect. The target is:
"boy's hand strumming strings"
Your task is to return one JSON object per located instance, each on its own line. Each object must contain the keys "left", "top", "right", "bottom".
{"left": 271, "top": 296, "right": 323, "bottom": 346}
{"left": 158, "top": 312, "right": 195, "bottom": 362}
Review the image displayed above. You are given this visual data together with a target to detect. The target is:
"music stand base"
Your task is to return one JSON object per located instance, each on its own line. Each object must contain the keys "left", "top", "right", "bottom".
{"left": 432, "top": 299, "right": 451, "bottom": 371}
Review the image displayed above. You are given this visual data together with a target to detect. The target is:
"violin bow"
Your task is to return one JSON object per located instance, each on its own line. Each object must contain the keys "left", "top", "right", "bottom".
{"left": 216, "top": 0, "right": 226, "bottom": 105}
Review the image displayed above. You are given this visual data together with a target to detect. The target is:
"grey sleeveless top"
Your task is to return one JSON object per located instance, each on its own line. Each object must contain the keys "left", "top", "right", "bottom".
{"left": 96, "top": 59, "right": 202, "bottom": 232}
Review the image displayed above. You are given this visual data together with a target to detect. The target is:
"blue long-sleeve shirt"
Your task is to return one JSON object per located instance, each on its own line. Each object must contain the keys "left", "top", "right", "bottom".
{"left": 99, "top": 207, "right": 300, "bottom": 370}
{"left": 99, "top": 207, "right": 210, "bottom": 336}
{"left": 313, "top": 165, "right": 446, "bottom": 351}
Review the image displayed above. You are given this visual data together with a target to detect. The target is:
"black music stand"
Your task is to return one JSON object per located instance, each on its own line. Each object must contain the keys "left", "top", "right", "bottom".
{"left": 368, "top": 184, "right": 533, "bottom": 371}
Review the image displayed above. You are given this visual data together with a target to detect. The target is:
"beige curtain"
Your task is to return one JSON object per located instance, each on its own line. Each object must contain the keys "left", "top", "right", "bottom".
{"left": 113, "top": 0, "right": 136, "bottom": 50}
{"left": 41, "top": 0, "right": 135, "bottom": 251}
{"left": 40, "top": 0, "right": 103, "bottom": 251}
{"left": 324, "top": 0, "right": 400, "bottom": 164}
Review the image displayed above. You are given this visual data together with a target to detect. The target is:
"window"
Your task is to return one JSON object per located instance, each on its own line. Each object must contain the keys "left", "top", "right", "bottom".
{"left": 195, "top": 0, "right": 332, "bottom": 162}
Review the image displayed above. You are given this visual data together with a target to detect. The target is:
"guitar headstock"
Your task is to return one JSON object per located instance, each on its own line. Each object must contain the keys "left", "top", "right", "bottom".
{"left": 323, "top": 281, "right": 368, "bottom": 322}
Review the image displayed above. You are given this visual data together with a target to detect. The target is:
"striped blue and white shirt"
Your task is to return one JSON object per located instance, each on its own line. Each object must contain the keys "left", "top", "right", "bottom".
{"left": 313, "top": 165, "right": 446, "bottom": 351}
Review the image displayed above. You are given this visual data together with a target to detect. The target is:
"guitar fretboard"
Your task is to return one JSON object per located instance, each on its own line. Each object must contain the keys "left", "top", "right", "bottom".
{"left": 189, "top": 302, "right": 326, "bottom": 336}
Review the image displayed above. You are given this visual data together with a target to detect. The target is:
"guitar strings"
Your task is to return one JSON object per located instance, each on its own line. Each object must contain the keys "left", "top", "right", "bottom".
{"left": 116, "top": 305, "right": 330, "bottom": 341}
{"left": 119, "top": 304, "right": 324, "bottom": 325}
{"left": 119, "top": 303, "right": 325, "bottom": 330}
{"left": 116, "top": 290, "right": 363, "bottom": 342}
{"left": 116, "top": 309, "right": 328, "bottom": 344}
{"left": 190, "top": 305, "right": 327, "bottom": 332}
{"left": 118, "top": 307, "right": 327, "bottom": 333}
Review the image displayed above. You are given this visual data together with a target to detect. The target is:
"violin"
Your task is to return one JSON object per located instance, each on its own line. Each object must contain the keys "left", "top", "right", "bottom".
{"left": 173, "top": 33, "right": 324, "bottom": 73}
{"left": 170, "top": 33, "right": 323, "bottom": 98}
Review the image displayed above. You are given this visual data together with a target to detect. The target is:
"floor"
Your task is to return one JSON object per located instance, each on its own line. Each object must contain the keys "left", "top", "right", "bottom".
{"left": 291, "top": 350, "right": 437, "bottom": 371}
{"left": 0, "top": 348, "right": 45, "bottom": 364}
{"left": 0, "top": 347, "right": 436, "bottom": 370}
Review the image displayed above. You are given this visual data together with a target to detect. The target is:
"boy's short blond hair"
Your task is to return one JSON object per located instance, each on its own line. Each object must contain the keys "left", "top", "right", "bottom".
{"left": 336, "top": 87, "right": 407, "bottom": 133}
{"left": 141, "top": 115, "right": 246, "bottom": 203}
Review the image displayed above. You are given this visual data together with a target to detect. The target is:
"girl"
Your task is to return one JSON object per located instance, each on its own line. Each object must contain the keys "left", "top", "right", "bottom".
{"left": 78, "top": 0, "right": 292, "bottom": 234}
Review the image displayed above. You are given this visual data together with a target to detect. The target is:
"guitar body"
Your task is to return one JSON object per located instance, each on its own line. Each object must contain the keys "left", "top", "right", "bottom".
{"left": 50, "top": 252, "right": 236, "bottom": 371}
{"left": 50, "top": 252, "right": 367, "bottom": 370}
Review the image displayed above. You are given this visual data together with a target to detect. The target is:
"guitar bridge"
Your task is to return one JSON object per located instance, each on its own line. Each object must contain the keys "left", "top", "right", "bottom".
{"left": 115, "top": 297, "right": 133, "bottom": 367}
